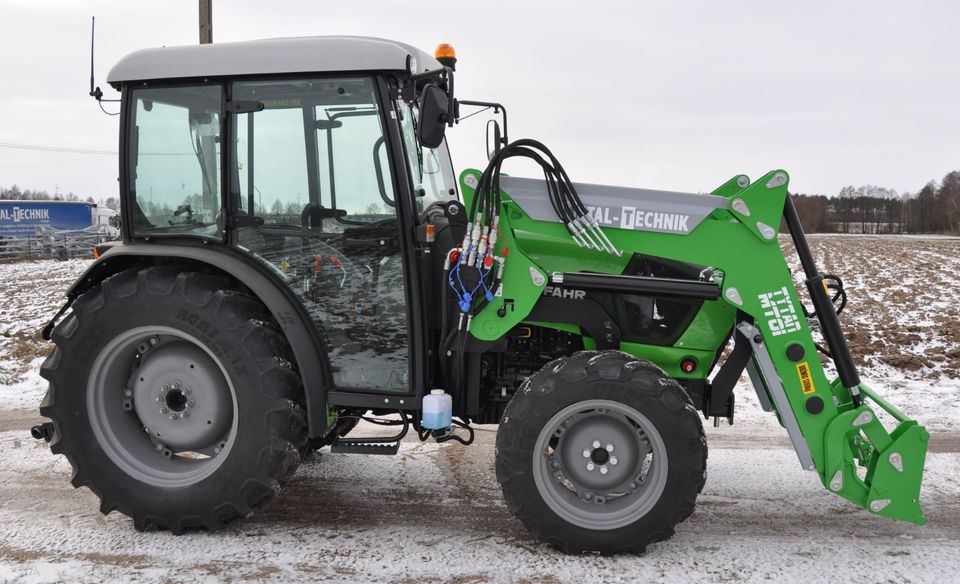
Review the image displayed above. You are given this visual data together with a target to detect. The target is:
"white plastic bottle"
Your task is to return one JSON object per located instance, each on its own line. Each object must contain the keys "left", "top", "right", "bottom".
{"left": 422, "top": 389, "right": 452, "bottom": 430}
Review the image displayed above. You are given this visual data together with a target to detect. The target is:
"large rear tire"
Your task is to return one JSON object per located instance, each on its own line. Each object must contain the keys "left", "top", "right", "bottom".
{"left": 40, "top": 266, "right": 308, "bottom": 533}
{"left": 495, "top": 351, "right": 707, "bottom": 554}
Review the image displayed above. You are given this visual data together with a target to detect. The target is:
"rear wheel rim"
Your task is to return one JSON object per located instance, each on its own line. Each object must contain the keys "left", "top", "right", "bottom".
{"left": 87, "top": 325, "right": 238, "bottom": 488}
{"left": 532, "top": 399, "right": 668, "bottom": 531}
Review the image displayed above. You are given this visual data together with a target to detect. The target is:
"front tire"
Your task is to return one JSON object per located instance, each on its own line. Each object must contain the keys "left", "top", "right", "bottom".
{"left": 40, "top": 266, "right": 307, "bottom": 533}
{"left": 495, "top": 351, "right": 707, "bottom": 554}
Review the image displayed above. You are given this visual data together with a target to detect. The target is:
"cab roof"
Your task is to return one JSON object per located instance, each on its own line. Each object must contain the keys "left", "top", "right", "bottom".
{"left": 107, "top": 36, "right": 440, "bottom": 88}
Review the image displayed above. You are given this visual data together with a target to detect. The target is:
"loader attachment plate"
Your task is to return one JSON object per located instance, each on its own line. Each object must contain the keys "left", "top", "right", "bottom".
{"left": 822, "top": 385, "right": 928, "bottom": 525}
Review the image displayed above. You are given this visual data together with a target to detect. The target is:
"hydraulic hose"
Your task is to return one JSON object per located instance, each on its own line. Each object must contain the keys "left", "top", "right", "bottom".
{"left": 440, "top": 139, "right": 622, "bottom": 389}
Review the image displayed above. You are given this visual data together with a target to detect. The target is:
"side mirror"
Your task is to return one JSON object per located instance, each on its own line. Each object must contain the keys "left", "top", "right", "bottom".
{"left": 486, "top": 119, "right": 502, "bottom": 161}
{"left": 417, "top": 85, "right": 448, "bottom": 149}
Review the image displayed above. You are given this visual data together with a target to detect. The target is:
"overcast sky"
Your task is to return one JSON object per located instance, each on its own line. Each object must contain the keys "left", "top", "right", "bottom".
{"left": 1, "top": 0, "right": 958, "bottom": 198}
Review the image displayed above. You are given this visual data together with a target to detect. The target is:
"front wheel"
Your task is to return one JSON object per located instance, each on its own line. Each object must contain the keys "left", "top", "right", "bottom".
{"left": 495, "top": 351, "right": 707, "bottom": 554}
{"left": 40, "top": 266, "right": 307, "bottom": 533}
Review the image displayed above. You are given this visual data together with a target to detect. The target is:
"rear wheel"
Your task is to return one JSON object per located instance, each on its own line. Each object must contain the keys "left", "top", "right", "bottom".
{"left": 40, "top": 266, "right": 307, "bottom": 533}
{"left": 496, "top": 351, "right": 707, "bottom": 554}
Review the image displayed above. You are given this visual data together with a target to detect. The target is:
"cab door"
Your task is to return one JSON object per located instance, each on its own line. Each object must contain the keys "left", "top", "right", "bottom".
{"left": 229, "top": 77, "right": 412, "bottom": 394}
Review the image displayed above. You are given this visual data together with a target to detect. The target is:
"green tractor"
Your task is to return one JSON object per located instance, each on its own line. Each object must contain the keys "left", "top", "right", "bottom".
{"left": 33, "top": 36, "right": 928, "bottom": 553}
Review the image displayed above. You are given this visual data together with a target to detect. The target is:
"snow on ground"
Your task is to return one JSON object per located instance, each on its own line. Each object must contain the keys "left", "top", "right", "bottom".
{"left": 727, "top": 372, "right": 960, "bottom": 439}
{"left": 784, "top": 235, "right": 960, "bottom": 381}
{"left": 0, "top": 359, "right": 47, "bottom": 412}
{"left": 1, "top": 429, "right": 958, "bottom": 584}
{"left": 0, "top": 236, "right": 958, "bottom": 583}
{"left": 2, "top": 237, "right": 957, "bottom": 421}
{"left": 0, "top": 259, "right": 89, "bottom": 389}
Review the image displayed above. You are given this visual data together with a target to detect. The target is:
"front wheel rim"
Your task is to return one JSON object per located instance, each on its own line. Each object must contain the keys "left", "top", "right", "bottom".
{"left": 532, "top": 399, "right": 669, "bottom": 531}
{"left": 86, "top": 325, "right": 238, "bottom": 488}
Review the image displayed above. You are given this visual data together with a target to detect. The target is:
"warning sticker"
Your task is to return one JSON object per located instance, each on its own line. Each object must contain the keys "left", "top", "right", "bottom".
{"left": 796, "top": 362, "right": 816, "bottom": 395}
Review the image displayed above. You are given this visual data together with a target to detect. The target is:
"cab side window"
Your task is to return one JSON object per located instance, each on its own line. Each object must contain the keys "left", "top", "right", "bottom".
{"left": 128, "top": 85, "right": 223, "bottom": 239}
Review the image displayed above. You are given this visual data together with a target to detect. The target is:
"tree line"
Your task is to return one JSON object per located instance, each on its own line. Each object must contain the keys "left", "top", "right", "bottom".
{"left": 789, "top": 169, "right": 960, "bottom": 234}
{"left": 6, "top": 168, "right": 960, "bottom": 235}
{"left": 1, "top": 185, "right": 120, "bottom": 211}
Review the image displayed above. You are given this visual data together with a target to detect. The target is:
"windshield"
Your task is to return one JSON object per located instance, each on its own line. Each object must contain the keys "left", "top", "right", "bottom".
{"left": 397, "top": 99, "right": 458, "bottom": 212}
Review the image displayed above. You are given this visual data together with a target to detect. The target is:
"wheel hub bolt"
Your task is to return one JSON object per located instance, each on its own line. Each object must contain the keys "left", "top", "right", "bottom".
{"left": 606, "top": 443, "right": 614, "bottom": 452}
{"left": 599, "top": 466, "right": 609, "bottom": 475}
{"left": 159, "top": 407, "right": 168, "bottom": 414}
{"left": 182, "top": 387, "right": 192, "bottom": 397}
{"left": 609, "top": 456, "right": 618, "bottom": 466}
{"left": 582, "top": 449, "right": 591, "bottom": 459}
{"left": 149, "top": 336, "right": 160, "bottom": 346}
{"left": 592, "top": 440, "right": 601, "bottom": 449}
{"left": 586, "top": 462, "right": 595, "bottom": 471}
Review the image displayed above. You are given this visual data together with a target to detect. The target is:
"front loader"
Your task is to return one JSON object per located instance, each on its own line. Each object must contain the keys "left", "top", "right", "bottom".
{"left": 33, "top": 36, "right": 927, "bottom": 553}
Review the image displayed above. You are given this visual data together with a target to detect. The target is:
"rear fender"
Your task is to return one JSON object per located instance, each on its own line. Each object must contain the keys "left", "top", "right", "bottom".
{"left": 58, "top": 243, "right": 332, "bottom": 438}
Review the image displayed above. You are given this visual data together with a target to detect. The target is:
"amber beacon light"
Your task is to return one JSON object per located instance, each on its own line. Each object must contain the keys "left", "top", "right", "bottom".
{"left": 435, "top": 43, "right": 457, "bottom": 70}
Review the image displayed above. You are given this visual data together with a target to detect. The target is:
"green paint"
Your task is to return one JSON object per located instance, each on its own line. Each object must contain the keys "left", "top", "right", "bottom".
{"left": 459, "top": 167, "right": 929, "bottom": 524}
{"left": 617, "top": 342, "right": 715, "bottom": 379}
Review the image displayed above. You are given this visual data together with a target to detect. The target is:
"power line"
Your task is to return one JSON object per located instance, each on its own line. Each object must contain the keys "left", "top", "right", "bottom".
{"left": 0, "top": 142, "right": 116, "bottom": 155}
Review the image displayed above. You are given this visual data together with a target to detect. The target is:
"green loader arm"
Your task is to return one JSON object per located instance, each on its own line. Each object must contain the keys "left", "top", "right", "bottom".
{"left": 460, "top": 168, "right": 928, "bottom": 525}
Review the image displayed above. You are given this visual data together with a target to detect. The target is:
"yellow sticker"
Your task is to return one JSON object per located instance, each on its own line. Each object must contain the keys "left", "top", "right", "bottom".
{"left": 796, "top": 362, "right": 816, "bottom": 395}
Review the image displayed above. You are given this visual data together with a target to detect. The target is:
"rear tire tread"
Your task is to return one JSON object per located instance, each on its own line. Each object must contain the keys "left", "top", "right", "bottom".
{"left": 40, "top": 266, "right": 308, "bottom": 533}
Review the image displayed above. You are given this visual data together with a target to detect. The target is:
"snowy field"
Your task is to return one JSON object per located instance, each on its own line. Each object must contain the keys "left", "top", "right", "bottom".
{"left": 0, "top": 236, "right": 958, "bottom": 583}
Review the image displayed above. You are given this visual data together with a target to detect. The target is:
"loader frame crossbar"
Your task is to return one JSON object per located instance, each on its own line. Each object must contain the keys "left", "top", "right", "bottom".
{"left": 549, "top": 272, "right": 721, "bottom": 300}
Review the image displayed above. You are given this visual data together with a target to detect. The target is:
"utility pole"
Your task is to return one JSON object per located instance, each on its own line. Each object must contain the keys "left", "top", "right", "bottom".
{"left": 199, "top": 0, "right": 212, "bottom": 44}
{"left": 198, "top": 0, "right": 215, "bottom": 210}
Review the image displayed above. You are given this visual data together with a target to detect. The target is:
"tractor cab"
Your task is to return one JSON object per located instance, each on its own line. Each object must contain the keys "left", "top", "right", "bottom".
{"left": 110, "top": 37, "right": 460, "bottom": 395}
